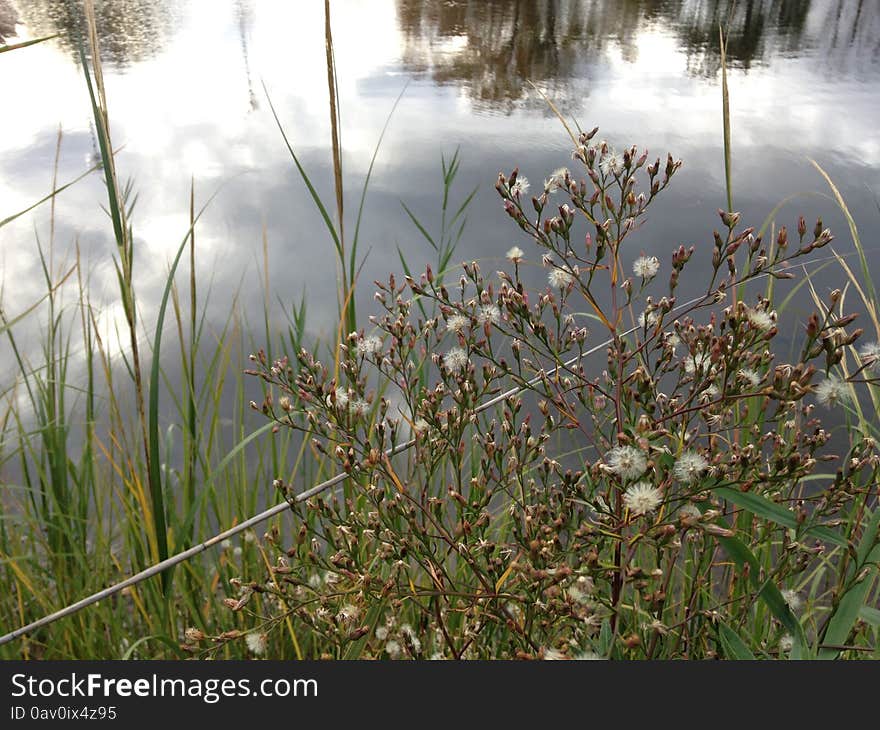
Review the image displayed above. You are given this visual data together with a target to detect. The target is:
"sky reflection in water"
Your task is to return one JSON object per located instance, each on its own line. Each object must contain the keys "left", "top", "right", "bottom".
{"left": 1, "top": 0, "right": 879, "bottom": 387}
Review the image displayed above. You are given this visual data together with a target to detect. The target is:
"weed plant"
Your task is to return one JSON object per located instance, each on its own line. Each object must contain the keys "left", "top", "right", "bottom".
{"left": 1, "top": 6, "right": 877, "bottom": 660}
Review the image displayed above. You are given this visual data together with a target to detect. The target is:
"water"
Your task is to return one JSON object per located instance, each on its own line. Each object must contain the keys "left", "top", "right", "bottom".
{"left": 2, "top": 0, "right": 879, "bottom": 394}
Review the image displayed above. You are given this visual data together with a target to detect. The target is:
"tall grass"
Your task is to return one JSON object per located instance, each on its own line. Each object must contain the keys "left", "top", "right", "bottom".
{"left": 0, "top": 1, "right": 474, "bottom": 657}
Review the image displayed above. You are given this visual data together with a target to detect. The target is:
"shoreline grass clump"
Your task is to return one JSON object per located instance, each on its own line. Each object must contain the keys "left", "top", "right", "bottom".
{"left": 240, "top": 129, "right": 879, "bottom": 659}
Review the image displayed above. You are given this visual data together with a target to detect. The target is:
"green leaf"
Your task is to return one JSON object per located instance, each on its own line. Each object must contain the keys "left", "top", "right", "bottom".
{"left": 0, "top": 164, "right": 100, "bottom": 230}
{"left": 120, "top": 634, "right": 186, "bottom": 660}
{"left": 819, "top": 507, "right": 880, "bottom": 659}
{"left": 262, "top": 83, "right": 343, "bottom": 261}
{"left": 146, "top": 197, "right": 222, "bottom": 592}
{"left": 858, "top": 606, "right": 880, "bottom": 627}
{"left": 597, "top": 618, "right": 613, "bottom": 656}
{"left": 0, "top": 34, "right": 59, "bottom": 54}
{"left": 715, "top": 486, "right": 847, "bottom": 547}
{"left": 716, "top": 532, "right": 810, "bottom": 657}
{"left": 0, "top": 265, "right": 75, "bottom": 336}
{"left": 717, "top": 621, "right": 757, "bottom": 660}
{"left": 401, "top": 201, "right": 437, "bottom": 250}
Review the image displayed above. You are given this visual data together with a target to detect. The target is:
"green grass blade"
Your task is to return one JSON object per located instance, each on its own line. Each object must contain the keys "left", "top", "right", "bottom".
{"left": 714, "top": 486, "right": 848, "bottom": 547}
{"left": 261, "top": 81, "right": 343, "bottom": 261}
{"left": 147, "top": 194, "right": 224, "bottom": 590}
{"left": 717, "top": 621, "right": 757, "bottom": 660}
{"left": 0, "top": 34, "right": 59, "bottom": 54}
{"left": 0, "top": 266, "right": 75, "bottom": 336}
{"left": 809, "top": 158, "right": 878, "bottom": 314}
{"left": 719, "top": 23, "right": 733, "bottom": 214}
{"left": 818, "top": 507, "right": 880, "bottom": 659}
{"left": 349, "top": 80, "right": 409, "bottom": 290}
{"left": 178, "top": 422, "right": 277, "bottom": 532}
{"left": 0, "top": 165, "right": 101, "bottom": 230}
{"left": 858, "top": 606, "right": 880, "bottom": 627}
{"left": 716, "top": 532, "right": 809, "bottom": 657}
{"left": 400, "top": 201, "right": 438, "bottom": 250}
{"left": 77, "top": 43, "right": 127, "bottom": 261}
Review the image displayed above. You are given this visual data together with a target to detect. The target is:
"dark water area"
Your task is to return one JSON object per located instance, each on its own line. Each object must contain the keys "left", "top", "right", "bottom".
{"left": 1, "top": 0, "right": 878, "bottom": 441}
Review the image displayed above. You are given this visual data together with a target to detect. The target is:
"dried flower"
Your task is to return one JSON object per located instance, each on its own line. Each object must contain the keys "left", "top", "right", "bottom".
{"left": 385, "top": 640, "right": 403, "bottom": 659}
{"left": 781, "top": 589, "right": 802, "bottom": 612}
{"left": 544, "top": 167, "right": 569, "bottom": 193}
{"left": 599, "top": 148, "right": 623, "bottom": 177}
{"left": 633, "top": 256, "right": 660, "bottom": 279}
{"left": 184, "top": 627, "right": 205, "bottom": 644}
{"left": 446, "top": 314, "right": 470, "bottom": 333}
{"left": 737, "top": 367, "right": 763, "bottom": 389}
{"left": 357, "top": 335, "right": 382, "bottom": 357}
{"left": 245, "top": 632, "right": 268, "bottom": 656}
{"left": 548, "top": 267, "right": 575, "bottom": 289}
{"left": 506, "top": 246, "right": 525, "bottom": 262}
{"left": 510, "top": 176, "right": 530, "bottom": 198}
{"left": 746, "top": 307, "right": 776, "bottom": 331}
{"left": 678, "top": 503, "right": 702, "bottom": 522}
{"left": 684, "top": 350, "right": 712, "bottom": 375}
{"left": 606, "top": 446, "right": 648, "bottom": 480}
{"left": 349, "top": 399, "right": 370, "bottom": 417}
{"left": 673, "top": 450, "right": 709, "bottom": 483}
{"left": 858, "top": 342, "right": 880, "bottom": 372}
{"left": 401, "top": 624, "right": 422, "bottom": 654}
{"left": 638, "top": 310, "right": 659, "bottom": 328}
{"left": 779, "top": 634, "right": 794, "bottom": 652}
{"left": 623, "top": 481, "right": 663, "bottom": 516}
{"left": 334, "top": 387, "right": 350, "bottom": 409}
{"left": 477, "top": 304, "right": 501, "bottom": 326}
{"left": 337, "top": 604, "right": 360, "bottom": 623}
{"left": 814, "top": 376, "right": 852, "bottom": 408}
{"left": 443, "top": 346, "right": 469, "bottom": 374}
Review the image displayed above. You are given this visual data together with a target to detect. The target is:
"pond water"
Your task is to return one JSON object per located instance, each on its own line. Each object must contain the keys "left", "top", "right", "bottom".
{"left": 2, "top": 0, "right": 879, "bottom": 395}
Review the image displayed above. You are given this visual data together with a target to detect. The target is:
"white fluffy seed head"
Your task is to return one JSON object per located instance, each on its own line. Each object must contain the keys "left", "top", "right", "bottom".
{"left": 356, "top": 335, "right": 382, "bottom": 356}
{"left": 858, "top": 342, "right": 880, "bottom": 372}
{"left": 623, "top": 481, "right": 663, "bottom": 516}
{"left": 599, "top": 149, "right": 622, "bottom": 177}
{"left": 737, "top": 367, "right": 762, "bottom": 389}
{"left": 443, "top": 347, "right": 469, "bottom": 374}
{"left": 548, "top": 267, "right": 575, "bottom": 288}
{"left": 245, "top": 632, "right": 268, "bottom": 655}
{"left": 510, "top": 176, "right": 530, "bottom": 197}
{"left": 446, "top": 314, "right": 470, "bottom": 333}
{"left": 477, "top": 304, "right": 501, "bottom": 326}
{"left": 815, "top": 376, "right": 852, "bottom": 408}
{"left": 606, "top": 446, "right": 648, "bottom": 480}
{"left": 633, "top": 255, "right": 660, "bottom": 279}
{"left": 781, "top": 589, "right": 802, "bottom": 612}
{"left": 673, "top": 450, "right": 709, "bottom": 483}
{"left": 746, "top": 307, "right": 776, "bottom": 331}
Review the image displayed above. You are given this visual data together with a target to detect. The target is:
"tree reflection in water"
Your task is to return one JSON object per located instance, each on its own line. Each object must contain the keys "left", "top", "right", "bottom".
{"left": 397, "top": 0, "right": 879, "bottom": 113}
{"left": 15, "top": 0, "right": 178, "bottom": 67}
